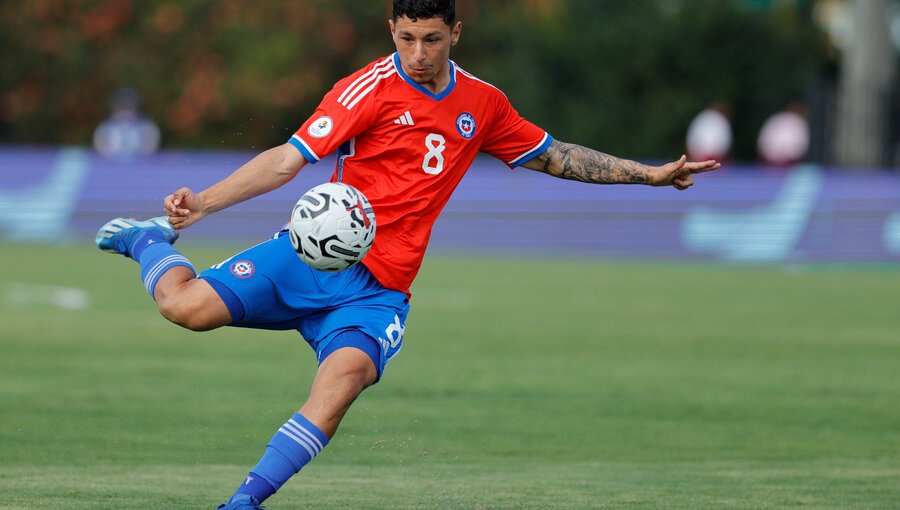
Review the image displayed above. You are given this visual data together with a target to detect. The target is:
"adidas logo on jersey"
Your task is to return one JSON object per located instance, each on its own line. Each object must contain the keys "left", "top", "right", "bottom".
{"left": 393, "top": 111, "right": 414, "bottom": 126}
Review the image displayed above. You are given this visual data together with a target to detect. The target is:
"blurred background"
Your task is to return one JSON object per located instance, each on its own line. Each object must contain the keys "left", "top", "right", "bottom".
{"left": 2, "top": 4, "right": 899, "bottom": 508}
{"left": 1, "top": 0, "right": 898, "bottom": 261}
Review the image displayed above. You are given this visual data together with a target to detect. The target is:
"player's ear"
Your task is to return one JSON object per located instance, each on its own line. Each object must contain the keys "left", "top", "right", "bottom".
{"left": 450, "top": 21, "right": 462, "bottom": 46}
{"left": 388, "top": 18, "right": 396, "bottom": 38}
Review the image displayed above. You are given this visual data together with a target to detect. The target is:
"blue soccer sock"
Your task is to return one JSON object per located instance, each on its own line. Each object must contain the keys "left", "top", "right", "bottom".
{"left": 230, "top": 412, "right": 330, "bottom": 504}
{"left": 130, "top": 232, "right": 195, "bottom": 297}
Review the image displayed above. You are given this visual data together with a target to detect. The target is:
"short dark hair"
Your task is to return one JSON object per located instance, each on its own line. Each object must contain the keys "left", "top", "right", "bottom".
{"left": 392, "top": 0, "right": 456, "bottom": 26}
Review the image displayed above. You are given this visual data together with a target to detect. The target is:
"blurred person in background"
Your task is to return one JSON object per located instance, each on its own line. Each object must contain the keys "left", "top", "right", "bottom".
{"left": 94, "top": 1, "right": 719, "bottom": 508}
{"left": 686, "top": 101, "right": 733, "bottom": 162}
{"left": 92, "top": 87, "right": 160, "bottom": 159}
{"left": 757, "top": 103, "right": 810, "bottom": 167}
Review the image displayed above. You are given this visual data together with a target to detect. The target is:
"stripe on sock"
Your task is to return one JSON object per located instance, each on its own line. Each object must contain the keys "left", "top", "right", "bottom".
{"left": 143, "top": 254, "right": 195, "bottom": 294}
{"left": 277, "top": 426, "right": 316, "bottom": 457}
{"left": 277, "top": 422, "right": 321, "bottom": 457}
{"left": 284, "top": 418, "right": 325, "bottom": 451}
{"left": 247, "top": 413, "right": 330, "bottom": 494}
{"left": 142, "top": 254, "right": 190, "bottom": 289}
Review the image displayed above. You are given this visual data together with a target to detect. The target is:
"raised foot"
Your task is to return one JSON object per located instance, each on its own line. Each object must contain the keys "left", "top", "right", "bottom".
{"left": 95, "top": 216, "right": 178, "bottom": 256}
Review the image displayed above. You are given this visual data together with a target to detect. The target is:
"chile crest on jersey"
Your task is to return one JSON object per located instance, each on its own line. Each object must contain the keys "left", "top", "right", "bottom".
{"left": 455, "top": 112, "right": 476, "bottom": 139}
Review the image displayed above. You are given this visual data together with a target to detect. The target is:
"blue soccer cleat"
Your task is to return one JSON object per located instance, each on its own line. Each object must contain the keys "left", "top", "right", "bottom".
{"left": 215, "top": 494, "right": 266, "bottom": 510}
{"left": 95, "top": 216, "right": 178, "bottom": 257}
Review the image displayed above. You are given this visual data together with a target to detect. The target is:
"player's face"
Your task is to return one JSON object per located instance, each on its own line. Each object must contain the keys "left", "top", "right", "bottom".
{"left": 390, "top": 16, "right": 461, "bottom": 89}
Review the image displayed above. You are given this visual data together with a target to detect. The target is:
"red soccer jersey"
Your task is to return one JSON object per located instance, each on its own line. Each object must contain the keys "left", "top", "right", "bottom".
{"left": 290, "top": 53, "right": 552, "bottom": 295}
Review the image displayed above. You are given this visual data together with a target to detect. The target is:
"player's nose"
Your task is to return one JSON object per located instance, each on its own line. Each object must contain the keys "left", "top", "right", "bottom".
{"left": 412, "top": 42, "right": 426, "bottom": 61}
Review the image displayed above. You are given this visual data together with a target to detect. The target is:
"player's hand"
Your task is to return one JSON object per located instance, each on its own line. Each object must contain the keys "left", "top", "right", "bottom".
{"left": 164, "top": 187, "right": 206, "bottom": 231}
{"left": 648, "top": 155, "right": 720, "bottom": 190}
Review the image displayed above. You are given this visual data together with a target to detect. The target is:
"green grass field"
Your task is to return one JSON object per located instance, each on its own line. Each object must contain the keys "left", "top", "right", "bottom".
{"left": 1, "top": 242, "right": 898, "bottom": 509}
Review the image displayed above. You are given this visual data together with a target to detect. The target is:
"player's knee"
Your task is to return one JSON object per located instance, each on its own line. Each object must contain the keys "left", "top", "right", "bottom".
{"left": 322, "top": 348, "right": 378, "bottom": 391}
{"left": 155, "top": 279, "right": 232, "bottom": 332}
{"left": 157, "top": 295, "right": 217, "bottom": 332}
{"left": 301, "top": 354, "right": 374, "bottom": 432}
{"left": 337, "top": 363, "right": 373, "bottom": 394}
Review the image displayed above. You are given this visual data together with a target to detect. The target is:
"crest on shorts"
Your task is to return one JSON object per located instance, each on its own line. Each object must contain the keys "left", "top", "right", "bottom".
{"left": 230, "top": 260, "right": 255, "bottom": 278}
{"left": 456, "top": 112, "right": 476, "bottom": 139}
{"left": 308, "top": 116, "right": 334, "bottom": 138}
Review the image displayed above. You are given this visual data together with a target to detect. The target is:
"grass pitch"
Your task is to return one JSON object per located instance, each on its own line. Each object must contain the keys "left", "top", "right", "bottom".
{"left": 1, "top": 242, "right": 898, "bottom": 509}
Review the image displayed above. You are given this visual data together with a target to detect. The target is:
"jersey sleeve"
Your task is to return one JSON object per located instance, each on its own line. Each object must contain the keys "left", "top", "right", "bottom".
{"left": 288, "top": 68, "right": 381, "bottom": 164}
{"left": 480, "top": 91, "right": 553, "bottom": 168}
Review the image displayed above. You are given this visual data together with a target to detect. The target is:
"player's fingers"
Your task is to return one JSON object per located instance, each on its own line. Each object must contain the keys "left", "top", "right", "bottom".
{"left": 650, "top": 155, "right": 688, "bottom": 186}
{"left": 167, "top": 189, "right": 195, "bottom": 215}
{"left": 164, "top": 194, "right": 177, "bottom": 213}
{"left": 168, "top": 215, "right": 186, "bottom": 228}
{"left": 685, "top": 161, "right": 721, "bottom": 174}
{"left": 666, "top": 154, "right": 687, "bottom": 173}
{"left": 171, "top": 187, "right": 193, "bottom": 205}
{"left": 673, "top": 176, "right": 693, "bottom": 190}
{"left": 164, "top": 205, "right": 189, "bottom": 217}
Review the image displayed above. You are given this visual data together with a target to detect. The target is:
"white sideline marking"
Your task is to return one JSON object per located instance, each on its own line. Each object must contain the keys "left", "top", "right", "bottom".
{"left": 4, "top": 282, "right": 91, "bottom": 310}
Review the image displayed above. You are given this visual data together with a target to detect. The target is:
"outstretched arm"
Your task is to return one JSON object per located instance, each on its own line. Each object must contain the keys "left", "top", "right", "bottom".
{"left": 164, "top": 143, "right": 307, "bottom": 230}
{"left": 521, "top": 139, "right": 720, "bottom": 190}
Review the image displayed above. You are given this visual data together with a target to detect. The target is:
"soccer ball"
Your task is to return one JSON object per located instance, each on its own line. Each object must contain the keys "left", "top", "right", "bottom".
{"left": 289, "top": 182, "right": 376, "bottom": 272}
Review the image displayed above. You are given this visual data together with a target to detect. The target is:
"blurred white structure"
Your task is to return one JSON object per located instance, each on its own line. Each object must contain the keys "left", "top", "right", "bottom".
{"left": 817, "top": 0, "right": 897, "bottom": 167}
{"left": 93, "top": 87, "right": 160, "bottom": 158}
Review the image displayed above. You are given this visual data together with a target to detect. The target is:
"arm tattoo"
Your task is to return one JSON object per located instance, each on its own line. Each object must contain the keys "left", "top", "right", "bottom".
{"left": 530, "top": 140, "right": 649, "bottom": 184}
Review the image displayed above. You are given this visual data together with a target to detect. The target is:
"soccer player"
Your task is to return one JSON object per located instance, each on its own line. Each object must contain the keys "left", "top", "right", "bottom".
{"left": 96, "top": 1, "right": 720, "bottom": 508}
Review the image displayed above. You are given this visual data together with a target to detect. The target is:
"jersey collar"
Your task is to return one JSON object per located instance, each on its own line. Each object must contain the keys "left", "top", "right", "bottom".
{"left": 392, "top": 52, "right": 456, "bottom": 101}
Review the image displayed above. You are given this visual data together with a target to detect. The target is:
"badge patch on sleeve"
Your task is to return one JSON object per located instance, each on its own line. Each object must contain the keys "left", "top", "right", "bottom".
{"left": 308, "top": 116, "right": 334, "bottom": 138}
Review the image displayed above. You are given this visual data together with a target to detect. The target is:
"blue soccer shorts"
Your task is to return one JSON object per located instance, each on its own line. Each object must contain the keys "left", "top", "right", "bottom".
{"left": 197, "top": 231, "right": 409, "bottom": 381}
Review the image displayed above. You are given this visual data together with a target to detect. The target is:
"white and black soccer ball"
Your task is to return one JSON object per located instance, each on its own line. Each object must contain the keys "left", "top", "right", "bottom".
{"left": 289, "top": 182, "right": 376, "bottom": 272}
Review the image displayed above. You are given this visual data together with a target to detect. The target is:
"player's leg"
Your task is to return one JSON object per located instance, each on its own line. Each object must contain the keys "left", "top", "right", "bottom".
{"left": 220, "top": 267, "right": 409, "bottom": 508}
{"left": 153, "top": 268, "right": 232, "bottom": 331}
{"left": 186, "top": 235, "right": 406, "bottom": 508}
{"left": 299, "top": 337, "right": 381, "bottom": 436}
{"left": 96, "top": 216, "right": 232, "bottom": 331}
{"left": 220, "top": 331, "right": 381, "bottom": 509}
